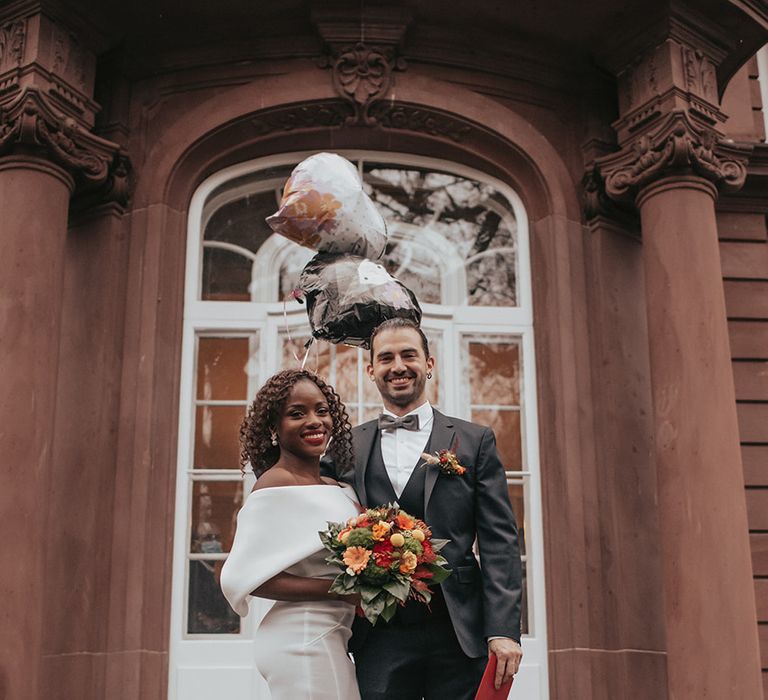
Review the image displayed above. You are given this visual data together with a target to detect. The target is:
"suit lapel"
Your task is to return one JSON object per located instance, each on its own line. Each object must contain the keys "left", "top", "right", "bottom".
{"left": 354, "top": 420, "right": 378, "bottom": 508}
{"left": 424, "top": 409, "right": 455, "bottom": 517}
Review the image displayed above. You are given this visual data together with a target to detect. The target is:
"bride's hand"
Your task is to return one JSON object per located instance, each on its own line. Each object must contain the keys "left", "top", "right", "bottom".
{"left": 335, "top": 592, "right": 362, "bottom": 607}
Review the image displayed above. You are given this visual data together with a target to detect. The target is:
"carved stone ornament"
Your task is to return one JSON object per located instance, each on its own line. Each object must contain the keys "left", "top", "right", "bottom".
{"left": 0, "top": 88, "right": 130, "bottom": 204}
{"left": 368, "top": 103, "right": 471, "bottom": 142}
{"left": 250, "top": 99, "right": 474, "bottom": 145}
{"left": 0, "top": 20, "right": 25, "bottom": 75}
{"left": 320, "top": 42, "right": 406, "bottom": 125}
{"left": 251, "top": 102, "right": 350, "bottom": 135}
{"left": 592, "top": 111, "right": 750, "bottom": 209}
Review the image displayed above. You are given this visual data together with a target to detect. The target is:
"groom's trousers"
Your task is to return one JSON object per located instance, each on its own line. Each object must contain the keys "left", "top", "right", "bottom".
{"left": 352, "top": 615, "right": 486, "bottom": 700}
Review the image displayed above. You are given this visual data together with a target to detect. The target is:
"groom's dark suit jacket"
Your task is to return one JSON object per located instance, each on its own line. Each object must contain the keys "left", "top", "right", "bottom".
{"left": 326, "top": 408, "right": 522, "bottom": 658}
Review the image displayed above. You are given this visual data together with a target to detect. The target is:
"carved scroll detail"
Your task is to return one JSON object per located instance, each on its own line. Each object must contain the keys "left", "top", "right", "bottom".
{"left": 320, "top": 42, "right": 406, "bottom": 126}
{"left": 598, "top": 111, "right": 748, "bottom": 202}
{"left": 0, "top": 88, "right": 130, "bottom": 203}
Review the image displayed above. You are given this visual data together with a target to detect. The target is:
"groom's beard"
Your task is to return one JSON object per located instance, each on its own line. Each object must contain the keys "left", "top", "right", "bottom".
{"left": 379, "top": 372, "right": 426, "bottom": 408}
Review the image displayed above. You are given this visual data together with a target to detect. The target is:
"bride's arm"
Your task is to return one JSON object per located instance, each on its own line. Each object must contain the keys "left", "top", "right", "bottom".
{"left": 252, "top": 572, "right": 357, "bottom": 604}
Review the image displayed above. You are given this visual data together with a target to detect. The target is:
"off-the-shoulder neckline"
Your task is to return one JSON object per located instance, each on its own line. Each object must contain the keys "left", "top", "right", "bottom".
{"left": 251, "top": 482, "right": 351, "bottom": 493}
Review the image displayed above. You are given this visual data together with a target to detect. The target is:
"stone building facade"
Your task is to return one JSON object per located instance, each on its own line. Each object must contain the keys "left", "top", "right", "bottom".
{"left": 0, "top": 1, "right": 766, "bottom": 698}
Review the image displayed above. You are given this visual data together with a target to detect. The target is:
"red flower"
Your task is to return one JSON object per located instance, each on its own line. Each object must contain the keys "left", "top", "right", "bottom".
{"left": 419, "top": 540, "right": 437, "bottom": 564}
{"left": 373, "top": 540, "right": 394, "bottom": 567}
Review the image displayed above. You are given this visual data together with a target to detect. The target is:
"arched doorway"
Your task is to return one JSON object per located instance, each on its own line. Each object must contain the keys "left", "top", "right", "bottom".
{"left": 168, "top": 150, "right": 548, "bottom": 699}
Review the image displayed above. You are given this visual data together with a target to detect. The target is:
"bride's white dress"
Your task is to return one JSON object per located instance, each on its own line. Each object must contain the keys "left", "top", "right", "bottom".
{"left": 221, "top": 484, "right": 361, "bottom": 700}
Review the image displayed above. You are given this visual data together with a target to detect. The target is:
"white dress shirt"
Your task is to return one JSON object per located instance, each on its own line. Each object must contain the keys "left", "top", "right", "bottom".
{"left": 379, "top": 401, "right": 434, "bottom": 498}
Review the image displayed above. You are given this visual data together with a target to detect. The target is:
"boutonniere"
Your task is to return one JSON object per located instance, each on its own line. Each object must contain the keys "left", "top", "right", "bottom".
{"left": 420, "top": 448, "right": 467, "bottom": 477}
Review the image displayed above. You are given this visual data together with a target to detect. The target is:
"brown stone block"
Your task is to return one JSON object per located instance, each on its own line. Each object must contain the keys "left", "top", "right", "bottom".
{"left": 760, "top": 624, "right": 768, "bottom": 667}
{"left": 747, "top": 493, "right": 768, "bottom": 531}
{"left": 719, "top": 241, "right": 768, "bottom": 279}
{"left": 106, "top": 203, "right": 183, "bottom": 688}
{"left": 751, "top": 534, "right": 768, "bottom": 575}
{"left": 733, "top": 361, "right": 768, "bottom": 401}
{"left": 724, "top": 280, "right": 768, "bottom": 319}
{"left": 742, "top": 445, "right": 768, "bottom": 486}
{"left": 42, "top": 210, "right": 130, "bottom": 658}
{"left": 756, "top": 580, "right": 768, "bottom": 621}
{"left": 738, "top": 403, "right": 768, "bottom": 442}
{"left": 717, "top": 212, "right": 767, "bottom": 241}
{"left": 728, "top": 322, "right": 768, "bottom": 359}
{"left": 40, "top": 652, "right": 106, "bottom": 699}
{"left": 549, "top": 648, "right": 667, "bottom": 700}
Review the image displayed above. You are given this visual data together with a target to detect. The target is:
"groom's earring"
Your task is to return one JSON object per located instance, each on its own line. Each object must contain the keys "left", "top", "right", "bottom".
{"left": 426, "top": 372, "right": 432, "bottom": 379}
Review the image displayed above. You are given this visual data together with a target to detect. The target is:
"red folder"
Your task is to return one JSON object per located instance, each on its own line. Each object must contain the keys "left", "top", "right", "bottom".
{"left": 474, "top": 653, "right": 514, "bottom": 700}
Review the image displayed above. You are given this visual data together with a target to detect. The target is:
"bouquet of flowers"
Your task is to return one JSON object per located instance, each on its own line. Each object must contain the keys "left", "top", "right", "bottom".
{"left": 319, "top": 505, "right": 452, "bottom": 625}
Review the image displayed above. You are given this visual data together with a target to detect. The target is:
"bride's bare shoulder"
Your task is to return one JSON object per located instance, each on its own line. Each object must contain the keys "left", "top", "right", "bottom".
{"left": 251, "top": 468, "right": 294, "bottom": 491}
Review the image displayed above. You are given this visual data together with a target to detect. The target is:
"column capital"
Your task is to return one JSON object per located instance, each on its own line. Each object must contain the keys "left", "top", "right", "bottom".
{"left": 586, "top": 110, "right": 752, "bottom": 226}
{"left": 0, "top": 88, "right": 128, "bottom": 201}
{"left": 0, "top": 3, "right": 131, "bottom": 209}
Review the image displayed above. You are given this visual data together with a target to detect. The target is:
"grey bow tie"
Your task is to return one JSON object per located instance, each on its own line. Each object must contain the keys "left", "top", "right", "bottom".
{"left": 378, "top": 413, "right": 420, "bottom": 431}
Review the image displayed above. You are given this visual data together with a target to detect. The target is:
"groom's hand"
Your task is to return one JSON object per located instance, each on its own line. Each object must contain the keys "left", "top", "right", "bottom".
{"left": 488, "top": 638, "right": 522, "bottom": 689}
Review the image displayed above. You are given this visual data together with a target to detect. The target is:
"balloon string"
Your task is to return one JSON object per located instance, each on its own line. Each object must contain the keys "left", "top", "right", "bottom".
{"left": 300, "top": 337, "right": 314, "bottom": 369}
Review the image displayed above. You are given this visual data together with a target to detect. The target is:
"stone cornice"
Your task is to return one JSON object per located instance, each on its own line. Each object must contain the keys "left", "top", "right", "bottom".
{"left": 586, "top": 110, "right": 752, "bottom": 224}
{"left": 0, "top": 87, "right": 130, "bottom": 205}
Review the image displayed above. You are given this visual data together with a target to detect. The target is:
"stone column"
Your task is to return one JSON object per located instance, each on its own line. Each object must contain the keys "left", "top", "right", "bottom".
{"left": 0, "top": 7, "right": 126, "bottom": 699}
{"left": 591, "top": 33, "right": 763, "bottom": 698}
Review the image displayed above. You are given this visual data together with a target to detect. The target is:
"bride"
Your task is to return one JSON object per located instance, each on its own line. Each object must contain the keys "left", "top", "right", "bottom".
{"left": 221, "top": 369, "right": 361, "bottom": 700}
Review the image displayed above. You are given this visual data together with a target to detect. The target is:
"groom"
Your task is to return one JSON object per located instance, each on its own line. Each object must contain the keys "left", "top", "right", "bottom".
{"left": 326, "top": 318, "right": 523, "bottom": 700}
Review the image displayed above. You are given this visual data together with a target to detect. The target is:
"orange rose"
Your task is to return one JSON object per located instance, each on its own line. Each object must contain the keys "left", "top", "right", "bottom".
{"left": 371, "top": 522, "right": 391, "bottom": 541}
{"left": 343, "top": 546, "right": 371, "bottom": 575}
{"left": 396, "top": 513, "right": 415, "bottom": 530}
{"left": 399, "top": 550, "right": 417, "bottom": 574}
{"left": 338, "top": 528, "right": 351, "bottom": 544}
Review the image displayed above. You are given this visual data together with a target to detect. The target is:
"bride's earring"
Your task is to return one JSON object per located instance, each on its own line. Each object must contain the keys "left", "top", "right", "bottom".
{"left": 270, "top": 431, "right": 278, "bottom": 446}
{"left": 426, "top": 372, "right": 432, "bottom": 379}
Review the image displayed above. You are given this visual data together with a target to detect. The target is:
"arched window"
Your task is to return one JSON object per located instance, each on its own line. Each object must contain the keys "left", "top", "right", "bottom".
{"left": 170, "top": 152, "right": 547, "bottom": 699}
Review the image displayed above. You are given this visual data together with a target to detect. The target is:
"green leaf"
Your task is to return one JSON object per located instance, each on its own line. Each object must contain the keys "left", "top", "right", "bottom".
{"left": 328, "top": 576, "right": 348, "bottom": 594}
{"left": 359, "top": 585, "right": 382, "bottom": 603}
{"left": 431, "top": 538, "right": 450, "bottom": 553}
{"left": 379, "top": 598, "right": 400, "bottom": 623}
{"left": 427, "top": 565, "right": 453, "bottom": 585}
{"left": 362, "top": 593, "right": 388, "bottom": 624}
{"left": 383, "top": 578, "right": 410, "bottom": 602}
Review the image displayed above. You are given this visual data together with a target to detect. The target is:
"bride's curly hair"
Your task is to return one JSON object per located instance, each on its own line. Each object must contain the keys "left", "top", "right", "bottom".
{"left": 239, "top": 369, "right": 354, "bottom": 478}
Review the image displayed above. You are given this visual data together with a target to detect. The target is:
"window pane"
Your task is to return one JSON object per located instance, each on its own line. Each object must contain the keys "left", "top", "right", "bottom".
{"left": 363, "top": 163, "right": 517, "bottom": 306}
{"left": 464, "top": 337, "right": 521, "bottom": 406}
{"left": 334, "top": 344, "right": 360, "bottom": 405}
{"left": 201, "top": 171, "right": 293, "bottom": 302}
{"left": 188, "top": 559, "right": 240, "bottom": 634}
{"left": 190, "top": 480, "right": 243, "bottom": 554}
{"left": 471, "top": 408, "right": 522, "bottom": 471}
{"left": 187, "top": 479, "right": 243, "bottom": 634}
{"left": 203, "top": 187, "right": 279, "bottom": 251}
{"left": 194, "top": 405, "right": 245, "bottom": 469}
{"left": 197, "top": 336, "right": 255, "bottom": 401}
{"left": 201, "top": 247, "right": 252, "bottom": 301}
